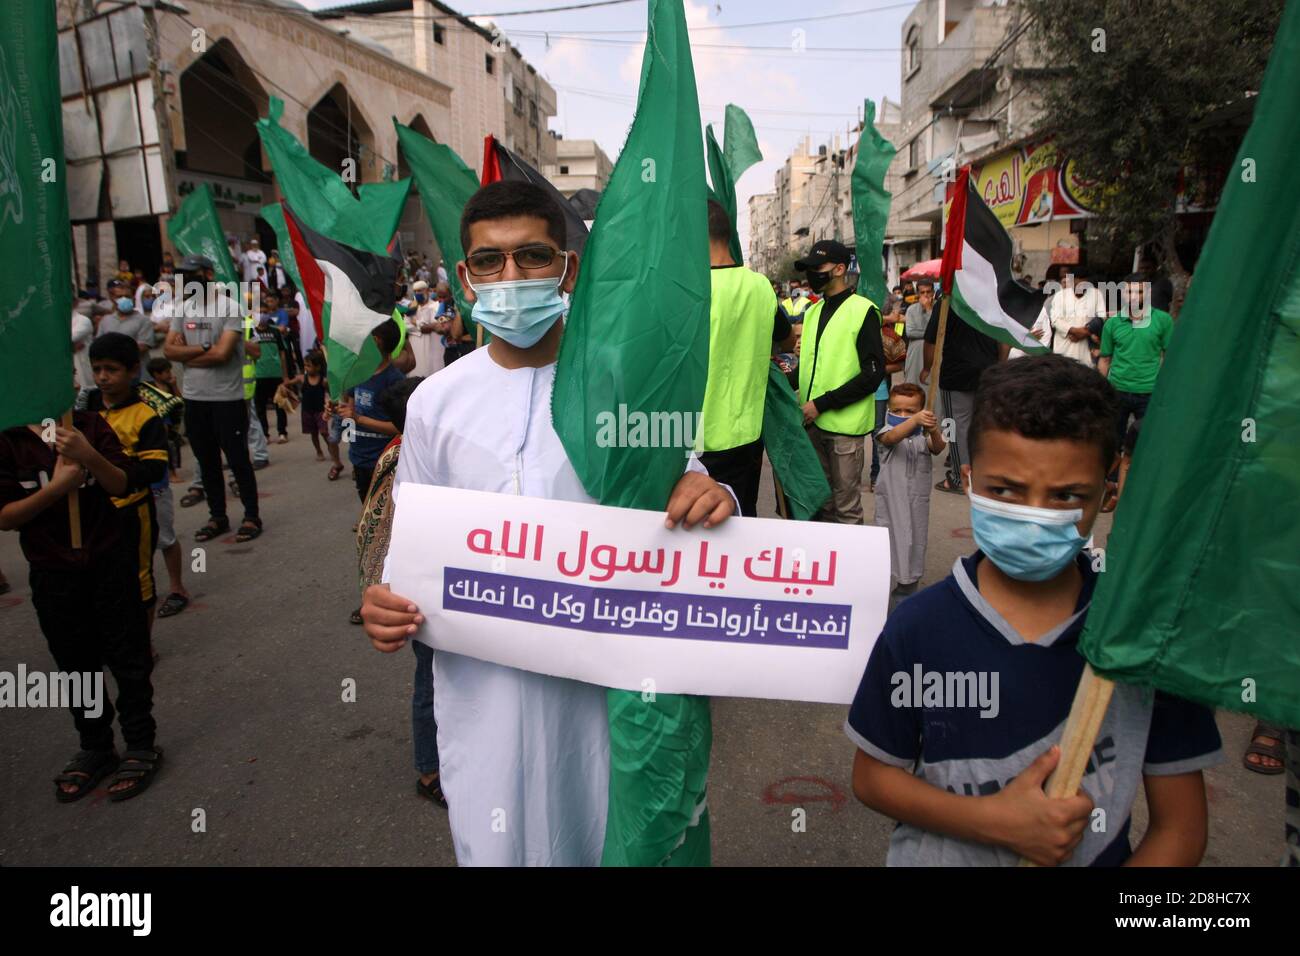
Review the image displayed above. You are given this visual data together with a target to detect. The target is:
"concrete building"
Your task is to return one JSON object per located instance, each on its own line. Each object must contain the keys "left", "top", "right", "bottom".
{"left": 316, "top": 0, "right": 558, "bottom": 177}
{"left": 746, "top": 193, "right": 778, "bottom": 277}
{"left": 542, "top": 138, "right": 613, "bottom": 198}
{"left": 59, "top": 0, "right": 453, "bottom": 286}
{"left": 886, "top": 0, "right": 1060, "bottom": 281}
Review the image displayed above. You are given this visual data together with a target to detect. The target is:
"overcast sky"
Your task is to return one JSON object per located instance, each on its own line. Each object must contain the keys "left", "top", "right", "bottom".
{"left": 301, "top": 0, "right": 910, "bottom": 248}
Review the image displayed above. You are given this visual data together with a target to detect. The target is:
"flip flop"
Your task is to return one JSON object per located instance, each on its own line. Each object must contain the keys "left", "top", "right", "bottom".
{"left": 157, "top": 593, "right": 189, "bottom": 618}
{"left": 934, "top": 478, "right": 964, "bottom": 495}
{"left": 1243, "top": 722, "right": 1286, "bottom": 775}
{"left": 328, "top": 464, "right": 344, "bottom": 481}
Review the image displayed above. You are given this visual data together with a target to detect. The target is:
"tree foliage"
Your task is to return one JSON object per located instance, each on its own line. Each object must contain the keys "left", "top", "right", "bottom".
{"left": 1020, "top": 0, "right": 1284, "bottom": 281}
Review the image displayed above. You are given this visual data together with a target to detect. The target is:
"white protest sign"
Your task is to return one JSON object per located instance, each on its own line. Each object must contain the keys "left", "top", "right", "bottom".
{"left": 388, "top": 484, "right": 890, "bottom": 704}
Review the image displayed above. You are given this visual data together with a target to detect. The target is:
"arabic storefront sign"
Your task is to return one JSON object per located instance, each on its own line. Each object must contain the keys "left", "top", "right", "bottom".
{"left": 175, "top": 172, "right": 269, "bottom": 217}
{"left": 387, "top": 485, "right": 890, "bottom": 704}
{"left": 969, "top": 140, "right": 1100, "bottom": 229}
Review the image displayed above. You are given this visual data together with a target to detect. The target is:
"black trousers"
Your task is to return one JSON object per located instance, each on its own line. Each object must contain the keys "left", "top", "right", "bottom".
{"left": 254, "top": 378, "right": 287, "bottom": 437}
{"left": 1114, "top": 389, "right": 1152, "bottom": 456}
{"left": 354, "top": 465, "right": 376, "bottom": 504}
{"left": 185, "top": 398, "right": 259, "bottom": 522}
{"left": 29, "top": 548, "right": 156, "bottom": 752}
{"left": 698, "top": 438, "right": 764, "bottom": 518}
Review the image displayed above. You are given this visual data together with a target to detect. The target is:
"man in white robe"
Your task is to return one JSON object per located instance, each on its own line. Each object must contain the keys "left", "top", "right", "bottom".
{"left": 364, "top": 181, "right": 735, "bottom": 866}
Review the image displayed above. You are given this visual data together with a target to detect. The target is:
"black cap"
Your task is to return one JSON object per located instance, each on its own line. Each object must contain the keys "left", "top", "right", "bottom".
{"left": 176, "top": 254, "right": 215, "bottom": 272}
{"left": 795, "top": 239, "right": 852, "bottom": 271}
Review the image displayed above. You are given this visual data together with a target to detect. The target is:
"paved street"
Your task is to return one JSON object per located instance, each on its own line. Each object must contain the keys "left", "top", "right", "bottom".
{"left": 0, "top": 431, "right": 1286, "bottom": 866}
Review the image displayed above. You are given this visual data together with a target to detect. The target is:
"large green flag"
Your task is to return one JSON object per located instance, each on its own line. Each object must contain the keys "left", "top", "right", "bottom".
{"left": 849, "top": 99, "right": 897, "bottom": 309}
{"left": 256, "top": 97, "right": 410, "bottom": 255}
{"left": 1, "top": 0, "right": 72, "bottom": 431}
{"left": 1078, "top": 1, "right": 1300, "bottom": 729}
{"left": 393, "top": 121, "right": 480, "bottom": 335}
{"left": 551, "top": 0, "right": 712, "bottom": 866}
{"left": 168, "top": 183, "right": 239, "bottom": 287}
{"left": 705, "top": 104, "right": 760, "bottom": 266}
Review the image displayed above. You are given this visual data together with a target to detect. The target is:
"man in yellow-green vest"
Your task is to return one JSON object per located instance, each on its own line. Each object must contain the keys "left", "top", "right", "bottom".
{"left": 782, "top": 284, "right": 809, "bottom": 318}
{"left": 795, "top": 239, "right": 886, "bottom": 524}
{"left": 699, "top": 200, "right": 796, "bottom": 516}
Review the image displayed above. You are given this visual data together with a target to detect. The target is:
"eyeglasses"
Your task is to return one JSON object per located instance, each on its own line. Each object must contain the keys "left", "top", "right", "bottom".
{"left": 465, "top": 243, "right": 563, "bottom": 276}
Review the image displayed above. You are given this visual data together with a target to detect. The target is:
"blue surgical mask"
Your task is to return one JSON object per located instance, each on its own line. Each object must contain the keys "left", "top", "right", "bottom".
{"left": 415, "top": 293, "right": 428, "bottom": 303}
{"left": 885, "top": 411, "right": 909, "bottom": 428}
{"left": 466, "top": 256, "right": 568, "bottom": 348}
{"left": 968, "top": 490, "right": 1087, "bottom": 582}
{"left": 116, "top": 297, "right": 134, "bottom": 312}
{"left": 142, "top": 297, "right": 155, "bottom": 310}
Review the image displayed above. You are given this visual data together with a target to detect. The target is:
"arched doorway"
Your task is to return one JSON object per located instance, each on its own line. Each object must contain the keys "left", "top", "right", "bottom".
{"left": 307, "top": 84, "right": 377, "bottom": 191}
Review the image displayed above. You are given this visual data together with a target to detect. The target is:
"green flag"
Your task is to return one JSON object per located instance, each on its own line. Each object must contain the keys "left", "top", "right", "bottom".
{"left": 393, "top": 121, "right": 480, "bottom": 335}
{"left": 1078, "top": 1, "right": 1300, "bottom": 729}
{"left": 723, "top": 103, "right": 762, "bottom": 183}
{"left": 256, "top": 97, "right": 410, "bottom": 254}
{"left": 1, "top": 0, "right": 72, "bottom": 431}
{"left": 705, "top": 105, "right": 760, "bottom": 266}
{"left": 259, "top": 202, "right": 303, "bottom": 294}
{"left": 552, "top": 0, "right": 712, "bottom": 866}
{"left": 168, "top": 183, "right": 239, "bottom": 287}
{"left": 762, "top": 365, "right": 831, "bottom": 520}
{"left": 849, "top": 99, "right": 897, "bottom": 308}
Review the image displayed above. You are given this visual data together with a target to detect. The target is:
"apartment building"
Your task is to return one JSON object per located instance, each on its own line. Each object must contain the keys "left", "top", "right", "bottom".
{"left": 542, "top": 139, "right": 613, "bottom": 198}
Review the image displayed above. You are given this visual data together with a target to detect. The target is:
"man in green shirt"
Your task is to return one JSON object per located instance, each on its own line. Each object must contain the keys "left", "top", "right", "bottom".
{"left": 1099, "top": 274, "right": 1174, "bottom": 452}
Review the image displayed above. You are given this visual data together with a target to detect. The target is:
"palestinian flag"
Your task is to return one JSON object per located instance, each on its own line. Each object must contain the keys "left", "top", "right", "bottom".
{"left": 481, "top": 134, "right": 590, "bottom": 254}
{"left": 281, "top": 203, "right": 401, "bottom": 397}
{"left": 941, "top": 166, "right": 1049, "bottom": 352}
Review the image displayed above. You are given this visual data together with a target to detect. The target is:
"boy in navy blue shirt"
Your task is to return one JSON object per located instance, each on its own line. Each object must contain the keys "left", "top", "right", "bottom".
{"left": 846, "top": 355, "right": 1222, "bottom": 866}
{"left": 339, "top": 318, "right": 406, "bottom": 502}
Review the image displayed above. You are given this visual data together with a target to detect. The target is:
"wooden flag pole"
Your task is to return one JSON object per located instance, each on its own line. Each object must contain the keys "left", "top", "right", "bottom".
{"left": 924, "top": 295, "right": 951, "bottom": 413}
{"left": 60, "top": 410, "right": 83, "bottom": 550}
{"left": 773, "top": 474, "right": 789, "bottom": 520}
{"left": 1018, "top": 662, "right": 1115, "bottom": 866}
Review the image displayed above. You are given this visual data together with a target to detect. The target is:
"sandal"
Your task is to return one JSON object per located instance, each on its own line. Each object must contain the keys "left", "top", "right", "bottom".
{"left": 179, "top": 489, "right": 205, "bottom": 508}
{"left": 327, "top": 464, "right": 344, "bottom": 481}
{"left": 55, "top": 749, "right": 119, "bottom": 803}
{"left": 1243, "top": 721, "right": 1286, "bottom": 775}
{"left": 234, "top": 517, "right": 263, "bottom": 543}
{"left": 416, "top": 773, "right": 448, "bottom": 809}
{"left": 349, "top": 607, "right": 363, "bottom": 626}
{"left": 934, "top": 477, "right": 964, "bottom": 495}
{"left": 195, "top": 517, "right": 230, "bottom": 542}
{"left": 157, "top": 592, "right": 189, "bottom": 618}
{"left": 108, "top": 748, "right": 164, "bottom": 802}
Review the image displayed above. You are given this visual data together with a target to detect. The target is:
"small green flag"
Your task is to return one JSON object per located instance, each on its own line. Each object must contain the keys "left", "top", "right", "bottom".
{"left": 0, "top": 0, "right": 73, "bottom": 431}
{"left": 849, "top": 99, "right": 897, "bottom": 309}
{"left": 552, "top": 0, "right": 713, "bottom": 867}
{"left": 1078, "top": 1, "right": 1300, "bottom": 729}
{"left": 258, "top": 202, "right": 303, "bottom": 294}
{"left": 723, "top": 104, "right": 762, "bottom": 183}
{"left": 168, "top": 183, "right": 239, "bottom": 287}
{"left": 762, "top": 365, "right": 831, "bottom": 520}
{"left": 393, "top": 121, "right": 481, "bottom": 336}
{"left": 705, "top": 105, "right": 760, "bottom": 267}
{"left": 256, "top": 97, "right": 410, "bottom": 255}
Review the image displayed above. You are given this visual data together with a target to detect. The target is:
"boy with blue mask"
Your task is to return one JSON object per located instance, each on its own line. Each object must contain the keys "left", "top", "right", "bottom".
{"left": 872, "top": 382, "right": 944, "bottom": 607}
{"left": 360, "top": 180, "right": 738, "bottom": 866}
{"left": 847, "top": 354, "right": 1222, "bottom": 866}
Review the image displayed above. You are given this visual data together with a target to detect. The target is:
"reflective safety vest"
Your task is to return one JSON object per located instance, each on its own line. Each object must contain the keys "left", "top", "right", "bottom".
{"left": 782, "top": 296, "right": 808, "bottom": 317}
{"left": 701, "top": 267, "right": 776, "bottom": 451}
{"left": 242, "top": 315, "right": 256, "bottom": 400}
{"left": 798, "top": 293, "right": 877, "bottom": 436}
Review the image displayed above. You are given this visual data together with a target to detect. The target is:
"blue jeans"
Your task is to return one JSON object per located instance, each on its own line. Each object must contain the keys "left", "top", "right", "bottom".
{"left": 412, "top": 640, "right": 439, "bottom": 775}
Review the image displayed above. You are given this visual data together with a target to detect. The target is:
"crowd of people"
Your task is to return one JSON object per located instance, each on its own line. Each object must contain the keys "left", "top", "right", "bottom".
{"left": 2, "top": 180, "right": 1293, "bottom": 866}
